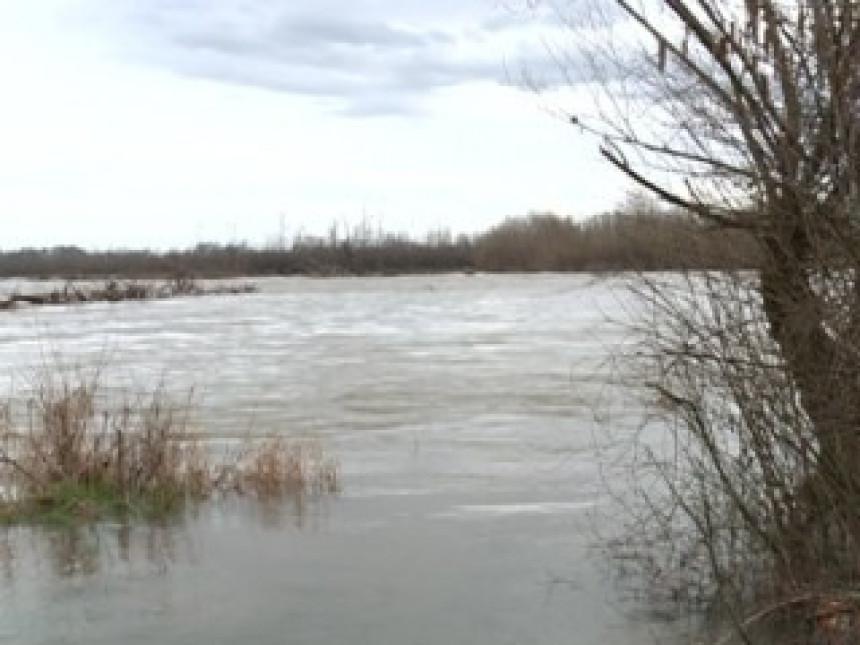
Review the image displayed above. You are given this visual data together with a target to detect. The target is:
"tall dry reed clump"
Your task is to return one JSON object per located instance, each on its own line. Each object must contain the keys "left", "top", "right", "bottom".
{"left": 0, "top": 371, "right": 339, "bottom": 523}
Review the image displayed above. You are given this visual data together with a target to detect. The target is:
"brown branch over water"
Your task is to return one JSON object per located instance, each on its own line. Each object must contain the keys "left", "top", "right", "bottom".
{"left": 557, "top": 0, "right": 860, "bottom": 641}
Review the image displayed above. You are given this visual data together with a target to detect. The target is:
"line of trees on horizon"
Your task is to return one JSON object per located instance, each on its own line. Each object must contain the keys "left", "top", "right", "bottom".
{"left": 0, "top": 193, "right": 757, "bottom": 279}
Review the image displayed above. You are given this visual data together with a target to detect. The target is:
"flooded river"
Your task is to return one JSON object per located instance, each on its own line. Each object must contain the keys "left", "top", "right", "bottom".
{"left": 0, "top": 274, "right": 685, "bottom": 645}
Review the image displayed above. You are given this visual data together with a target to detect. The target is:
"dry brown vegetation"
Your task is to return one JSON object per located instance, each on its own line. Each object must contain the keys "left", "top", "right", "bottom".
{"left": 473, "top": 198, "right": 756, "bottom": 272}
{"left": 0, "top": 226, "right": 474, "bottom": 279}
{"left": 233, "top": 437, "right": 340, "bottom": 498}
{"left": 0, "top": 207, "right": 757, "bottom": 281}
{"left": 0, "top": 371, "right": 339, "bottom": 524}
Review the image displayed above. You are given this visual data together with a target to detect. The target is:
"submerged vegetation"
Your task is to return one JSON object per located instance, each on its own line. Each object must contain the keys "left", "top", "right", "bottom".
{"left": 0, "top": 371, "right": 339, "bottom": 525}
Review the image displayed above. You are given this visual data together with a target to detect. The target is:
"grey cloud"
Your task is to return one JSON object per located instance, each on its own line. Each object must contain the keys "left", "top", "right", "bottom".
{"left": 268, "top": 15, "right": 454, "bottom": 49}
{"left": 97, "top": 1, "right": 578, "bottom": 116}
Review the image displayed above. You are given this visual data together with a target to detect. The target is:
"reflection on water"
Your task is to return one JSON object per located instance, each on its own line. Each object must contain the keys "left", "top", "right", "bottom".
{"left": 0, "top": 496, "right": 326, "bottom": 585}
{"left": 0, "top": 275, "right": 689, "bottom": 645}
{"left": 0, "top": 522, "right": 180, "bottom": 581}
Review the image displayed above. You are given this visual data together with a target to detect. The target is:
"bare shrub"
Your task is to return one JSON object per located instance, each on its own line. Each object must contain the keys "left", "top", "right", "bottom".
{"left": 607, "top": 268, "right": 860, "bottom": 643}
{"left": 542, "top": 0, "right": 860, "bottom": 641}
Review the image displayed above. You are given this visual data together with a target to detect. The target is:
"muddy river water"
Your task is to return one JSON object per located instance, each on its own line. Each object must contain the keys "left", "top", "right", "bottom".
{"left": 0, "top": 274, "right": 688, "bottom": 645}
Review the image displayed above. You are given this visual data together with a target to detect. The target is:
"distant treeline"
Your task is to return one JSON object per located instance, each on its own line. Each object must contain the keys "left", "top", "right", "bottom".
{"left": 0, "top": 200, "right": 756, "bottom": 279}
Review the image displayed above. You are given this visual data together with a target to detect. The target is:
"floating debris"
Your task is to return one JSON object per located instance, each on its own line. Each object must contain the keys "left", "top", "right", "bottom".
{"left": 0, "top": 277, "right": 257, "bottom": 311}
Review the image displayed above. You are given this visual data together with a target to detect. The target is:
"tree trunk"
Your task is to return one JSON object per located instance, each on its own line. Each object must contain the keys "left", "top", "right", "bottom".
{"left": 760, "top": 253, "right": 860, "bottom": 494}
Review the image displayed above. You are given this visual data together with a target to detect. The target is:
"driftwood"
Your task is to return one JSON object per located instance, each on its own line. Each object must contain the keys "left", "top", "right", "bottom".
{"left": 0, "top": 278, "right": 256, "bottom": 311}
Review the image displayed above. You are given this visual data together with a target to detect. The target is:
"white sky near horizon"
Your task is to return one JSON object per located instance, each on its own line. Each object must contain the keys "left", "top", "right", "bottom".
{"left": 0, "top": 0, "right": 631, "bottom": 250}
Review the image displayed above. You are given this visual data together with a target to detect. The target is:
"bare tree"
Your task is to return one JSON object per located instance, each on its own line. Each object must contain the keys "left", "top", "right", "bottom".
{"left": 557, "top": 0, "right": 860, "bottom": 640}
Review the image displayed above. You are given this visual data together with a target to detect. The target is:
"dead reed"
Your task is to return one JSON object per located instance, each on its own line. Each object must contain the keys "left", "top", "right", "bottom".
{"left": 232, "top": 437, "right": 340, "bottom": 499}
{"left": 0, "top": 371, "right": 339, "bottom": 524}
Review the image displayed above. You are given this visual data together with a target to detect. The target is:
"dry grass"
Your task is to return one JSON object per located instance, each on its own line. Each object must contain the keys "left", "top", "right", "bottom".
{"left": 0, "top": 370, "right": 339, "bottom": 524}
{"left": 233, "top": 437, "right": 340, "bottom": 498}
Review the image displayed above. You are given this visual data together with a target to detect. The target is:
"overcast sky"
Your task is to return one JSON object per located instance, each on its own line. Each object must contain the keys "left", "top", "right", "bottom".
{"left": 0, "top": 0, "right": 630, "bottom": 250}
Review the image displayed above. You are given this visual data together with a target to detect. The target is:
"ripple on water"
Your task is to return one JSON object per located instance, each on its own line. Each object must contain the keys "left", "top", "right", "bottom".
{"left": 0, "top": 274, "right": 687, "bottom": 645}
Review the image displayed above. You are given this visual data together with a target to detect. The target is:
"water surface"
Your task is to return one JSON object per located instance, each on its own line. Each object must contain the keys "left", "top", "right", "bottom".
{"left": 0, "top": 274, "right": 682, "bottom": 645}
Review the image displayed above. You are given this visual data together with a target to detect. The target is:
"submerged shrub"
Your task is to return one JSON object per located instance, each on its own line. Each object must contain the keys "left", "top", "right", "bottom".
{"left": 235, "top": 437, "right": 340, "bottom": 498}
